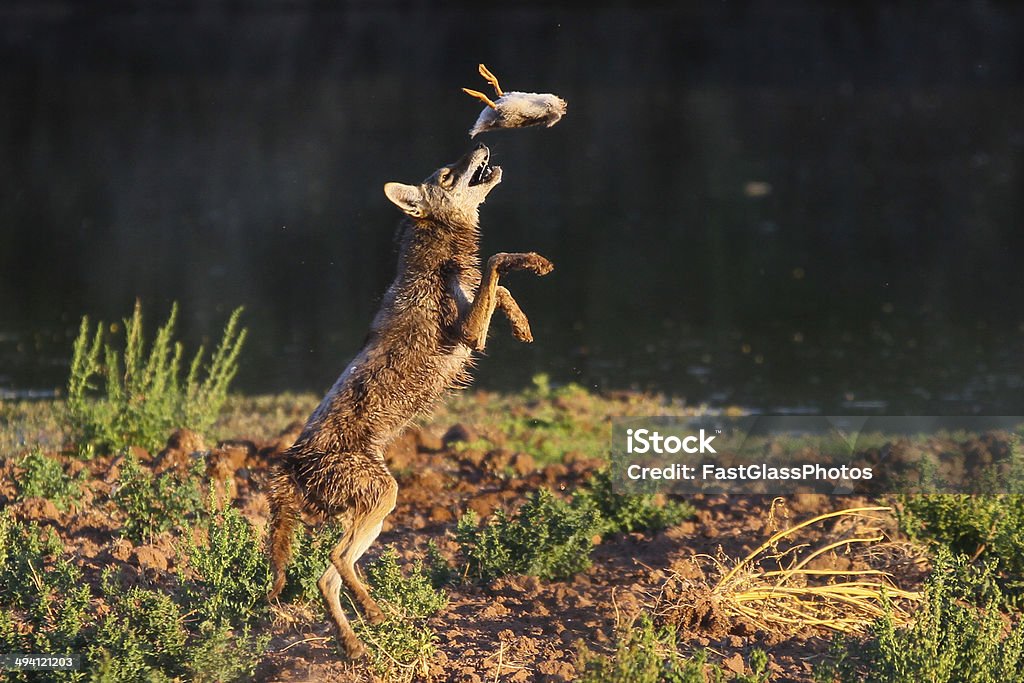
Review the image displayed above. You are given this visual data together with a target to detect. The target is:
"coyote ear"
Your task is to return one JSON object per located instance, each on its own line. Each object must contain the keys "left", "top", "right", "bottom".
{"left": 384, "top": 183, "right": 426, "bottom": 218}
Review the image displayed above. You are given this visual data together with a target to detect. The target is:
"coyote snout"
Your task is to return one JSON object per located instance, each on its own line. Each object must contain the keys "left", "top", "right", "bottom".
{"left": 266, "top": 144, "right": 552, "bottom": 659}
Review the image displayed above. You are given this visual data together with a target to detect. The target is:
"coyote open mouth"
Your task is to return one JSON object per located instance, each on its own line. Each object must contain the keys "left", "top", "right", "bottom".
{"left": 468, "top": 154, "right": 498, "bottom": 186}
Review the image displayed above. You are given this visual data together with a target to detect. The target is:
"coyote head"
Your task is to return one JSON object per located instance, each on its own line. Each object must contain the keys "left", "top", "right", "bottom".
{"left": 384, "top": 144, "right": 502, "bottom": 228}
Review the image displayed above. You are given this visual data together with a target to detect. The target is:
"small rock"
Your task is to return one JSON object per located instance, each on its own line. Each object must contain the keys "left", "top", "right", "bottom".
{"left": 467, "top": 492, "right": 503, "bottom": 519}
{"left": 132, "top": 545, "right": 169, "bottom": 572}
{"left": 510, "top": 452, "right": 536, "bottom": 476}
{"left": 154, "top": 429, "right": 206, "bottom": 473}
{"left": 128, "top": 445, "right": 151, "bottom": 462}
{"left": 537, "top": 659, "right": 575, "bottom": 681}
{"left": 167, "top": 428, "right": 206, "bottom": 453}
{"left": 66, "top": 459, "right": 88, "bottom": 477}
{"left": 722, "top": 653, "right": 746, "bottom": 674}
{"left": 264, "top": 421, "right": 303, "bottom": 456}
{"left": 443, "top": 423, "right": 477, "bottom": 447}
{"left": 386, "top": 430, "right": 419, "bottom": 470}
{"left": 110, "top": 538, "right": 133, "bottom": 562}
{"left": 730, "top": 621, "right": 756, "bottom": 637}
{"left": 417, "top": 469, "right": 446, "bottom": 492}
{"left": 18, "top": 497, "right": 60, "bottom": 521}
{"left": 542, "top": 463, "right": 568, "bottom": 484}
{"left": 429, "top": 506, "right": 453, "bottom": 523}
{"left": 459, "top": 448, "right": 487, "bottom": 468}
{"left": 482, "top": 449, "right": 513, "bottom": 471}
{"left": 414, "top": 428, "right": 444, "bottom": 452}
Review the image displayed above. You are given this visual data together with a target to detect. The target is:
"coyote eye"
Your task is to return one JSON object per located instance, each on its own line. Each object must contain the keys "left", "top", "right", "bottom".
{"left": 439, "top": 168, "right": 454, "bottom": 187}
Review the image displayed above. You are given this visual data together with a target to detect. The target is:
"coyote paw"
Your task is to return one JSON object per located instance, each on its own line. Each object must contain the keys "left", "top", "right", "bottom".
{"left": 344, "top": 640, "right": 368, "bottom": 661}
{"left": 491, "top": 252, "right": 555, "bottom": 276}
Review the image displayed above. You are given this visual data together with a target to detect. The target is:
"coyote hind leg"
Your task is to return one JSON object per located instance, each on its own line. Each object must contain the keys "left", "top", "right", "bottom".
{"left": 318, "top": 465, "right": 398, "bottom": 658}
{"left": 318, "top": 564, "right": 366, "bottom": 659}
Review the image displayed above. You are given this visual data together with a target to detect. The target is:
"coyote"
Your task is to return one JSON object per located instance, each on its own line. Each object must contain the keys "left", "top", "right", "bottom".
{"left": 265, "top": 143, "right": 553, "bottom": 659}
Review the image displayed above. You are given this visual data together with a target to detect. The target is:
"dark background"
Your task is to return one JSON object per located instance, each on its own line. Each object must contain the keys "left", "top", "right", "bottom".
{"left": 2, "top": 2, "right": 1023, "bottom": 413}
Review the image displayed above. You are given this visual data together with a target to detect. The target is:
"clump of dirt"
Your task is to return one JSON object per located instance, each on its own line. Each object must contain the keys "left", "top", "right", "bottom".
{"left": 656, "top": 563, "right": 732, "bottom": 640}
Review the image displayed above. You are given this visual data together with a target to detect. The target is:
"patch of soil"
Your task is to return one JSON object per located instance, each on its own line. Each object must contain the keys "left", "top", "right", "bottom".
{"left": 3, "top": 406, "right": 945, "bottom": 682}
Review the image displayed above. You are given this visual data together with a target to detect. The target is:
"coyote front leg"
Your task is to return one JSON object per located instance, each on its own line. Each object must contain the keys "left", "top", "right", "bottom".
{"left": 460, "top": 252, "right": 553, "bottom": 351}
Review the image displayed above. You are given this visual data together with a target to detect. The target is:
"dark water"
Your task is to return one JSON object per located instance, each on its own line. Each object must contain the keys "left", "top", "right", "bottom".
{"left": 2, "top": 3, "right": 1024, "bottom": 414}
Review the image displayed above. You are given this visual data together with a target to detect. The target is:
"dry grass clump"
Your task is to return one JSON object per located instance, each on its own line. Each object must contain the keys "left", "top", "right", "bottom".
{"left": 655, "top": 504, "right": 920, "bottom": 637}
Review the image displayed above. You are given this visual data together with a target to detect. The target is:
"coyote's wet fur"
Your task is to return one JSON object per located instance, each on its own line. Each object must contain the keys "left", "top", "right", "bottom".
{"left": 265, "top": 143, "right": 552, "bottom": 658}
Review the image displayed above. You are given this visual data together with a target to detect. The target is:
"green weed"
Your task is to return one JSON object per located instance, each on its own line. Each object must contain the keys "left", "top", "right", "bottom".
{"left": 456, "top": 488, "right": 602, "bottom": 581}
{"left": 280, "top": 522, "right": 347, "bottom": 604}
{"left": 13, "top": 448, "right": 84, "bottom": 511}
{"left": 814, "top": 551, "right": 1024, "bottom": 683}
{"left": 424, "top": 540, "right": 453, "bottom": 588}
{"left": 357, "top": 547, "right": 448, "bottom": 682}
{"left": 112, "top": 452, "right": 204, "bottom": 543}
{"left": 897, "top": 493, "right": 1024, "bottom": 605}
{"left": 67, "top": 300, "right": 246, "bottom": 454}
{"left": 90, "top": 576, "right": 189, "bottom": 682}
{"left": 90, "top": 569, "right": 268, "bottom": 683}
{"left": 181, "top": 490, "right": 271, "bottom": 627}
{"left": 576, "top": 614, "right": 769, "bottom": 682}
{"left": 575, "top": 468, "right": 695, "bottom": 536}
{"left": 0, "top": 511, "right": 91, "bottom": 681}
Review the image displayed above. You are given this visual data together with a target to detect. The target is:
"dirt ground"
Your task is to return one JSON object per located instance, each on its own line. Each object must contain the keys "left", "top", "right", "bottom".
{"left": 0, "top": 393, "right": 933, "bottom": 682}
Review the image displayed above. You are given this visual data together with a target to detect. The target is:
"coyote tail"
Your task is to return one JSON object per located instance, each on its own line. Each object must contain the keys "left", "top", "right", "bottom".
{"left": 266, "top": 464, "right": 301, "bottom": 601}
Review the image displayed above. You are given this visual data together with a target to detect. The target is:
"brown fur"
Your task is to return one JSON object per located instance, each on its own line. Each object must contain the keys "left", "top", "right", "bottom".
{"left": 265, "top": 144, "right": 552, "bottom": 658}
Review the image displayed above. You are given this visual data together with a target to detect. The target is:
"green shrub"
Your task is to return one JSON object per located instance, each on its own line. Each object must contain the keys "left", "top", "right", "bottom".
{"left": 112, "top": 452, "right": 204, "bottom": 543}
{"left": 456, "top": 488, "right": 602, "bottom": 581}
{"left": 181, "top": 491, "right": 271, "bottom": 627}
{"left": 14, "top": 448, "right": 84, "bottom": 511}
{"left": 90, "top": 576, "right": 188, "bottom": 682}
{"left": 0, "top": 511, "right": 92, "bottom": 678}
{"left": 575, "top": 468, "right": 695, "bottom": 537}
{"left": 363, "top": 546, "right": 448, "bottom": 618}
{"left": 897, "top": 493, "right": 1024, "bottom": 605}
{"left": 280, "top": 522, "right": 347, "bottom": 603}
{"left": 357, "top": 547, "right": 448, "bottom": 682}
{"left": 814, "top": 551, "right": 1024, "bottom": 683}
{"left": 90, "top": 569, "right": 268, "bottom": 683}
{"left": 424, "top": 539, "right": 453, "bottom": 588}
{"left": 67, "top": 300, "right": 246, "bottom": 454}
{"left": 576, "top": 614, "right": 769, "bottom": 683}
{"left": 181, "top": 621, "right": 269, "bottom": 683}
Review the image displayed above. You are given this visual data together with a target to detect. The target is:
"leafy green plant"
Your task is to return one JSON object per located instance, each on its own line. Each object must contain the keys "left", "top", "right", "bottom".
{"left": 575, "top": 468, "right": 695, "bottom": 536}
{"left": 0, "top": 512, "right": 92, "bottom": 677}
{"left": 68, "top": 300, "right": 246, "bottom": 454}
{"left": 576, "top": 614, "right": 769, "bottom": 682}
{"left": 90, "top": 569, "right": 268, "bottom": 683}
{"left": 181, "top": 490, "right": 271, "bottom": 627}
{"left": 897, "top": 493, "right": 1024, "bottom": 605}
{"left": 814, "top": 551, "right": 1024, "bottom": 683}
{"left": 425, "top": 540, "right": 453, "bottom": 588}
{"left": 14, "top": 448, "right": 84, "bottom": 511}
{"left": 90, "top": 576, "right": 189, "bottom": 682}
{"left": 456, "top": 487, "right": 602, "bottom": 581}
{"left": 356, "top": 547, "right": 448, "bottom": 682}
{"left": 364, "top": 546, "right": 448, "bottom": 618}
{"left": 280, "top": 521, "right": 347, "bottom": 603}
{"left": 112, "top": 451, "right": 204, "bottom": 543}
